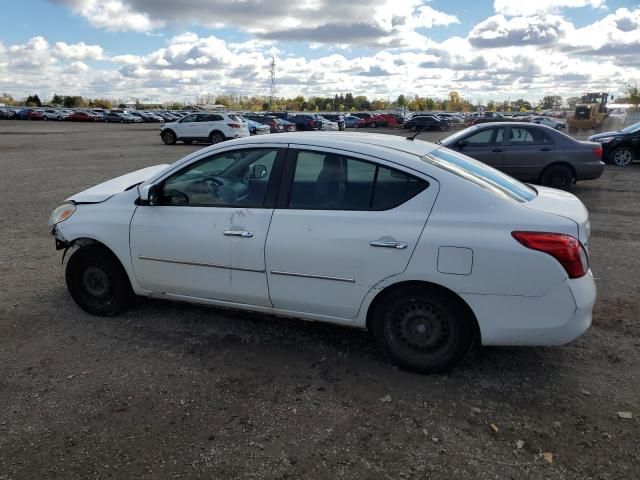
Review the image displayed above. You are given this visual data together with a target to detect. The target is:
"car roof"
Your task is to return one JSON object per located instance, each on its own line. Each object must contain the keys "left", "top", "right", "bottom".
{"left": 224, "top": 132, "right": 440, "bottom": 158}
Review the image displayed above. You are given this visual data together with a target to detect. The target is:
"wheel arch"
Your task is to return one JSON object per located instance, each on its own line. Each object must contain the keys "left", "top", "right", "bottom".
{"left": 364, "top": 280, "right": 481, "bottom": 342}
{"left": 209, "top": 129, "right": 226, "bottom": 140}
{"left": 539, "top": 161, "right": 576, "bottom": 182}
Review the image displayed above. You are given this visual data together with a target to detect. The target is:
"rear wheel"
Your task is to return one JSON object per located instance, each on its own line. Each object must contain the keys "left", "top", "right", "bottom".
{"left": 370, "top": 286, "right": 475, "bottom": 373}
{"left": 540, "top": 164, "right": 573, "bottom": 189}
{"left": 161, "top": 130, "right": 177, "bottom": 145}
{"left": 65, "top": 245, "right": 133, "bottom": 316}
{"left": 209, "top": 131, "right": 224, "bottom": 144}
{"left": 609, "top": 146, "right": 634, "bottom": 167}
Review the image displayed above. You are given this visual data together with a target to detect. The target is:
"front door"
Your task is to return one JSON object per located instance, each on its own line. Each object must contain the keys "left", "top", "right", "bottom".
{"left": 453, "top": 126, "right": 506, "bottom": 169}
{"left": 130, "top": 146, "right": 284, "bottom": 306}
{"left": 265, "top": 147, "right": 438, "bottom": 319}
{"left": 175, "top": 114, "right": 199, "bottom": 139}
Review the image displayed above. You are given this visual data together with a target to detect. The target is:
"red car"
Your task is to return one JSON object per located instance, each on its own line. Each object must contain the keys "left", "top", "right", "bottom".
{"left": 27, "top": 109, "right": 44, "bottom": 120}
{"left": 355, "top": 113, "right": 400, "bottom": 128}
{"left": 67, "top": 111, "right": 101, "bottom": 122}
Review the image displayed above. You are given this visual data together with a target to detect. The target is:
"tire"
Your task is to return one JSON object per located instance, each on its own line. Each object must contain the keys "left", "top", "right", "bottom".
{"left": 161, "top": 130, "right": 177, "bottom": 145}
{"left": 540, "top": 164, "right": 573, "bottom": 189}
{"left": 120, "top": 119, "right": 124, "bottom": 124}
{"left": 65, "top": 244, "right": 133, "bottom": 317}
{"left": 609, "top": 146, "right": 635, "bottom": 167}
{"left": 43, "top": 116, "right": 48, "bottom": 121}
{"left": 370, "top": 286, "right": 475, "bottom": 373}
{"left": 209, "top": 131, "right": 224, "bottom": 144}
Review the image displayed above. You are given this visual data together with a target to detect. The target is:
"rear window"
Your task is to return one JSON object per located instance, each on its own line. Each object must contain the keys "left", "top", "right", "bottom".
{"left": 228, "top": 114, "right": 242, "bottom": 123}
{"left": 425, "top": 147, "right": 537, "bottom": 202}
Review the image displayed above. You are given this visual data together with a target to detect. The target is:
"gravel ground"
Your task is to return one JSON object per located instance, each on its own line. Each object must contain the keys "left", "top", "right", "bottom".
{"left": 0, "top": 120, "right": 639, "bottom": 479}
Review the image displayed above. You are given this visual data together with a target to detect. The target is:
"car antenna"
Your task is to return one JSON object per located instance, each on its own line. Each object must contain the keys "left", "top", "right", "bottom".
{"left": 406, "top": 127, "right": 424, "bottom": 141}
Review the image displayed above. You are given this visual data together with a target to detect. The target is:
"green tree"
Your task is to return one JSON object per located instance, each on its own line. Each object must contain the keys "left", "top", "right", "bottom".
{"left": 51, "top": 93, "right": 64, "bottom": 105}
{"left": 539, "top": 95, "right": 562, "bottom": 110}
{"left": 25, "top": 94, "right": 42, "bottom": 107}
{"left": 396, "top": 94, "right": 407, "bottom": 108}
{"left": 566, "top": 97, "right": 581, "bottom": 109}
{"left": 623, "top": 83, "right": 640, "bottom": 111}
{"left": 63, "top": 96, "right": 85, "bottom": 108}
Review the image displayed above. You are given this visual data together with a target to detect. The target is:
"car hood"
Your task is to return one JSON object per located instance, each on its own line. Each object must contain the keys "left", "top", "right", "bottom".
{"left": 524, "top": 186, "right": 590, "bottom": 244}
{"left": 67, "top": 164, "right": 170, "bottom": 203}
{"left": 588, "top": 130, "right": 623, "bottom": 141}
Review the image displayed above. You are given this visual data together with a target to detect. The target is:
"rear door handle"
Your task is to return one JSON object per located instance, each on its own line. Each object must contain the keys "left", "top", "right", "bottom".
{"left": 540, "top": 147, "right": 552, "bottom": 151}
{"left": 224, "top": 230, "right": 253, "bottom": 238}
{"left": 492, "top": 148, "right": 503, "bottom": 153}
{"left": 370, "top": 240, "right": 407, "bottom": 249}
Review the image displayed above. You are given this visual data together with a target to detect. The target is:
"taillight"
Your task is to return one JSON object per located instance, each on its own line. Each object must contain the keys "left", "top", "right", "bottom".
{"left": 227, "top": 123, "right": 241, "bottom": 128}
{"left": 512, "top": 231, "right": 588, "bottom": 279}
{"left": 309, "top": 120, "right": 315, "bottom": 127}
{"left": 593, "top": 146, "right": 602, "bottom": 158}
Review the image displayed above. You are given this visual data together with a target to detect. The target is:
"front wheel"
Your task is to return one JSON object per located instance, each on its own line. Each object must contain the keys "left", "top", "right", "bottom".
{"left": 540, "top": 164, "right": 573, "bottom": 189}
{"left": 609, "top": 146, "right": 635, "bottom": 167}
{"left": 370, "top": 286, "right": 475, "bottom": 373}
{"left": 161, "top": 130, "right": 177, "bottom": 145}
{"left": 65, "top": 245, "right": 133, "bottom": 316}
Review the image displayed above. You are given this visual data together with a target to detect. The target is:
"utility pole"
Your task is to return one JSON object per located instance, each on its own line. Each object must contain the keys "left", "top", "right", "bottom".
{"left": 269, "top": 55, "right": 276, "bottom": 111}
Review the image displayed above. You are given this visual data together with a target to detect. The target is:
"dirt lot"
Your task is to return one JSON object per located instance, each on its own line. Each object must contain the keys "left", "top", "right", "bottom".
{"left": 0, "top": 120, "right": 639, "bottom": 479}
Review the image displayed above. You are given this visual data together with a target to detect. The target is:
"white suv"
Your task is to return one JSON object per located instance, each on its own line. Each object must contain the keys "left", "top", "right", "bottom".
{"left": 160, "top": 112, "right": 250, "bottom": 145}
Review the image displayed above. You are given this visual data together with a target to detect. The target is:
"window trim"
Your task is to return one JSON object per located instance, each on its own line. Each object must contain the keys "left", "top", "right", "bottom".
{"left": 280, "top": 148, "right": 429, "bottom": 212}
{"left": 155, "top": 147, "right": 286, "bottom": 209}
{"left": 505, "top": 126, "right": 547, "bottom": 146}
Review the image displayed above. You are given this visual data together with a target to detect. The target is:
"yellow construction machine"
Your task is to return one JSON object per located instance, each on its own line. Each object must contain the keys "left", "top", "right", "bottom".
{"left": 567, "top": 92, "right": 609, "bottom": 133}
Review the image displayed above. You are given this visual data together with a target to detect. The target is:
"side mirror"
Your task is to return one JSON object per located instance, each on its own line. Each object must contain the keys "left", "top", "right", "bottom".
{"left": 138, "top": 184, "right": 160, "bottom": 205}
{"left": 457, "top": 139, "right": 469, "bottom": 149}
{"left": 251, "top": 164, "right": 268, "bottom": 179}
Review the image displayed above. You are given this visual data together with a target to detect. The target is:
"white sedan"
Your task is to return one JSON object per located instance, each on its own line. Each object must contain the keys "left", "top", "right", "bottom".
{"left": 531, "top": 116, "right": 566, "bottom": 130}
{"left": 49, "top": 132, "right": 595, "bottom": 372}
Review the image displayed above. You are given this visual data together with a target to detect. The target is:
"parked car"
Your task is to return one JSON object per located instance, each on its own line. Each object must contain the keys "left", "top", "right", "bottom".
{"left": 245, "top": 118, "right": 271, "bottom": 135}
{"left": 344, "top": 115, "right": 363, "bottom": 128}
{"left": 471, "top": 112, "right": 508, "bottom": 125}
{"left": 318, "top": 116, "right": 339, "bottom": 131}
{"left": 531, "top": 116, "right": 566, "bottom": 130}
{"left": 245, "top": 115, "right": 283, "bottom": 133}
{"left": 356, "top": 113, "right": 400, "bottom": 128}
{"left": 42, "top": 109, "right": 63, "bottom": 121}
{"left": 66, "top": 111, "right": 102, "bottom": 122}
{"left": 27, "top": 109, "right": 45, "bottom": 120}
{"left": 588, "top": 121, "right": 640, "bottom": 167}
{"left": 404, "top": 115, "right": 449, "bottom": 131}
{"left": 48, "top": 132, "right": 595, "bottom": 373}
{"left": 290, "top": 113, "right": 323, "bottom": 131}
{"left": 104, "top": 111, "right": 136, "bottom": 123}
{"left": 0, "top": 107, "right": 16, "bottom": 119}
{"left": 66, "top": 111, "right": 101, "bottom": 122}
{"left": 322, "top": 114, "right": 346, "bottom": 131}
{"left": 271, "top": 117, "right": 296, "bottom": 132}
{"left": 440, "top": 123, "right": 604, "bottom": 188}
{"left": 160, "top": 112, "right": 250, "bottom": 145}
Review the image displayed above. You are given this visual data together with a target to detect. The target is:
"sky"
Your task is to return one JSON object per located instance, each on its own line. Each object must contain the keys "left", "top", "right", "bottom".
{"left": 0, "top": 0, "right": 639, "bottom": 105}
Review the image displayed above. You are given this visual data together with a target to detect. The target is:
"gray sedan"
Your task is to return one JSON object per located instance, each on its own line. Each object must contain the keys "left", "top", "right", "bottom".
{"left": 440, "top": 122, "right": 604, "bottom": 188}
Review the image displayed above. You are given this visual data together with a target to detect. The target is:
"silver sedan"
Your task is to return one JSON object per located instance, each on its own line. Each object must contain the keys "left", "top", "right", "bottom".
{"left": 440, "top": 122, "right": 604, "bottom": 188}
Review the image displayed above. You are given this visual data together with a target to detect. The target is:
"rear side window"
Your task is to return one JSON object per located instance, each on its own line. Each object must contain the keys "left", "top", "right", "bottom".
{"left": 288, "top": 150, "right": 428, "bottom": 211}
{"left": 426, "top": 148, "right": 537, "bottom": 202}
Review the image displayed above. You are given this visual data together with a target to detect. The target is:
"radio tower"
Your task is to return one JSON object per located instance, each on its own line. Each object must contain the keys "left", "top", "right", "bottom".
{"left": 269, "top": 55, "right": 276, "bottom": 110}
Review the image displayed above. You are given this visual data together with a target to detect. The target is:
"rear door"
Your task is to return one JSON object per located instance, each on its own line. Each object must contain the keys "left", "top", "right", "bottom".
{"left": 265, "top": 147, "right": 438, "bottom": 319}
{"left": 452, "top": 126, "right": 506, "bottom": 169}
{"left": 502, "top": 126, "right": 554, "bottom": 181}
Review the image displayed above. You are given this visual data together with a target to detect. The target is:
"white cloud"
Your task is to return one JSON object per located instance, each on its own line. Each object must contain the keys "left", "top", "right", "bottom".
{"left": 494, "top": 0, "right": 607, "bottom": 17}
{"left": 469, "top": 14, "right": 570, "bottom": 48}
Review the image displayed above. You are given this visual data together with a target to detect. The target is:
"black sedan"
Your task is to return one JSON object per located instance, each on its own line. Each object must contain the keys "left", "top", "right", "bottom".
{"left": 440, "top": 122, "right": 604, "bottom": 188}
{"left": 405, "top": 115, "right": 449, "bottom": 131}
{"left": 588, "top": 121, "right": 640, "bottom": 167}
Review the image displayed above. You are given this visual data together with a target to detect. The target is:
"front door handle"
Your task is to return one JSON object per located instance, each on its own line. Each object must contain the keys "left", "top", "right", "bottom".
{"left": 370, "top": 240, "right": 407, "bottom": 249}
{"left": 224, "top": 230, "right": 253, "bottom": 238}
{"left": 492, "top": 148, "right": 503, "bottom": 153}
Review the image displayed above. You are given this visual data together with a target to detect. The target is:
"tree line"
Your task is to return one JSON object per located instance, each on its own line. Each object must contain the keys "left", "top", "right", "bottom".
{"left": 1, "top": 85, "right": 638, "bottom": 112}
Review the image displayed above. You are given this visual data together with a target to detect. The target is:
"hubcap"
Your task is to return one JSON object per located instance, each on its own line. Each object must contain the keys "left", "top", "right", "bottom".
{"left": 614, "top": 150, "right": 632, "bottom": 166}
{"left": 389, "top": 301, "right": 451, "bottom": 354}
{"left": 82, "top": 266, "right": 109, "bottom": 298}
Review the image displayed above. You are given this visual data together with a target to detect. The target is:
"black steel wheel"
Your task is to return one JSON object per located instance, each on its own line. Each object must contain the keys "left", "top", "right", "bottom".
{"left": 65, "top": 244, "right": 133, "bottom": 316}
{"left": 540, "top": 164, "right": 573, "bottom": 189}
{"left": 371, "top": 286, "right": 475, "bottom": 373}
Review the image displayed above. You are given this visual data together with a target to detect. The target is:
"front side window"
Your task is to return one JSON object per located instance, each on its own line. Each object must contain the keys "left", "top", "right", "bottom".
{"left": 160, "top": 148, "right": 278, "bottom": 207}
{"left": 288, "top": 150, "right": 428, "bottom": 210}
{"left": 463, "top": 128, "right": 497, "bottom": 146}
{"left": 181, "top": 114, "right": 197, "bottom": 123}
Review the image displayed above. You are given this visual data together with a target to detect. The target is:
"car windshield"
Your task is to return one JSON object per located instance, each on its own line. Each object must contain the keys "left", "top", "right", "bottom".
{"left": 424, "top": 147, "right": 537, "bottom": 203}
{"left": 620, "top": 121, "right": 640, "bottom": 134}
